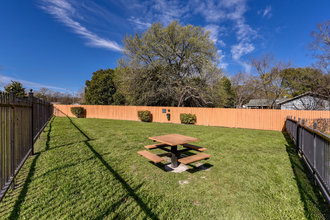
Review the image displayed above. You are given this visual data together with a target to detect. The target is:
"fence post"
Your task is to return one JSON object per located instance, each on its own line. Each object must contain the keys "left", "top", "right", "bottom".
{"left": 302, "top": 119, "right": 305, "bottom": 153}
{"left": 29, "top": 90, "right": 34, "bottom": 155}
{"left": 313, "top": 122, "right": 317, "bottom": 180}
{"left": 37, "top": 97, "right": 40, "bottom": 139}
{"left": 9, "top": 91, "right": 14, "bottom": 190}
{"left": 297, "top": 118, "right": 301, "bottom": 152}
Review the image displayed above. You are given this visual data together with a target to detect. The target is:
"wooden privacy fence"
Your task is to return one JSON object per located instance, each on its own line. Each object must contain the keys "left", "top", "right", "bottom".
{"left": 0, "top": 90, "right": 53, "bottom": 203}
{"left": 54, "top": 105, "right": 330, "bottom": 131}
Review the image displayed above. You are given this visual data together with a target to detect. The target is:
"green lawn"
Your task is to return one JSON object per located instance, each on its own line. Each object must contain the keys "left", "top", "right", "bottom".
{"left": 1, "top": 116, "right": 329, "bottom": 219}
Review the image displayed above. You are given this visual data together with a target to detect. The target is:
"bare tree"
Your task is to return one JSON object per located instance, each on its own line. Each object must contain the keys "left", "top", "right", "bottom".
{"left": 307, "top": 20, "right": 330, "bottom": 74}
{"left": 231, "top": 70, "right": 257, "bottom": 108}
{"left": 77, "top": 86, "right": 86, "bottom": 104}
{"left": 33, "top": 88, "right": 73, "bottom": 104}
{"left": 250, "top": 53, "right": 291, "bottom": 108}
{"left": 306, "top": 20, "right": 330, "bottom": 101}
{"left": 34, "top": 87, "right": 50, "bottom": 101}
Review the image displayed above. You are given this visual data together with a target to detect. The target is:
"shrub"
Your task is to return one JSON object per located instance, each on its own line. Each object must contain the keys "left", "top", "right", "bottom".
{"left": 138, "top": 110, "right": 151, "bottom": 122}
{"left": 71, "top": 107, "right": 84, "bottom": 118}
{"left": 180, "top": 113, "right": 196, "bottom": 124}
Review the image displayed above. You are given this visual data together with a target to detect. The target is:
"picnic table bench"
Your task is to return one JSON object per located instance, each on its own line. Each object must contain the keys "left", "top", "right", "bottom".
{"left": 138, "top": 150, "right": 165, "bottom": 163}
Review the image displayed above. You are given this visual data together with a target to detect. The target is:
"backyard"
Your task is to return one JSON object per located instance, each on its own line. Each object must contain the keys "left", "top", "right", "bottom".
{"left": 0, "top": 116, "right": 329, "bottom": 219}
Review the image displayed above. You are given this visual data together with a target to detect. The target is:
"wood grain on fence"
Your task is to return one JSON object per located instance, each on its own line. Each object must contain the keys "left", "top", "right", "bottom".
{"left": 54, "top": 105, "right": 330, "bottom": 131}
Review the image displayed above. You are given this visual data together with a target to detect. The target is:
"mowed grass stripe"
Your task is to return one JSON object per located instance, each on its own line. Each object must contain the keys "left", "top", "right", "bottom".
{"left": 0, "top": 116, "right": 329, "bottom": 219}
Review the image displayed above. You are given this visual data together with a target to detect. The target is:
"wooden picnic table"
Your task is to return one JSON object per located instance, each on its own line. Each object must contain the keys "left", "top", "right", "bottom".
{"left": 149, "top": 134, "right": 200, "bottom": 146}
{"left": 138, "top": 134, "right": 211, "bottom": 168}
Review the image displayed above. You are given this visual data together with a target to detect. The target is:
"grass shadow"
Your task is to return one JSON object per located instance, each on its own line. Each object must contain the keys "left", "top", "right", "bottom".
{"left": 65, "top": 116, "right": 159, "bottom": 220}
{"left": 8, "top": 116, "right": 55, "bottom": 219}
{"left": 186, "top": 162, "right": 213, "bottom": 174}
{"left": 147, "top": 156, "right": 212, "bottom": 173}
{"left": 282, "top": 131, "right": 330, "bottom": 219}
{"left": 93, "top": 184, "right": 143, "bottom": 220}
{"left": 39, "top": 139, "right": 96, "bottom": 153}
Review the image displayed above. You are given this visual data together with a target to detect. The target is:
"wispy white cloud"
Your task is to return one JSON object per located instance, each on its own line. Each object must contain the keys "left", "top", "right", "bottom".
{"left": 276, "top": 27, "right": 281, "bottom": 33}
{"left": 39, "top": 0, "right": 122, "bottom": 51}
{"left": 230, "top": 42, "right": 255, "bottom": 61}
{"left": 12, "top": 72, "right": 20, "bottom": 78}
{"left": 275, "top": 26, "right": 286, "bottom": 33}
{"left": 0, "top": 75, "right": 69, "bottom": 91}
{"left": 263, "top": 5, "right": 272, "bottom": 18}
{"left": 235, "top": 20, "right": 258, "bottom": 42}
{"left": 204, "top": 24, "right": 226, "bottom": 46}
{"left": 238, "top": 61, "right": 252, "bottom": 73}
{"left": 127, "top": 17, "right": 152, "bottom": 29}
{"left": 194, "top": 1, "right": 227, "bottom": 22}
{"left": 191, "top": 0, "right": 257, "bottom": 61}
{"left": 258, "top": 5, "right": 272, "bottom": 18}
{"left": 226, "top": 2, "right": 247, "bottom": 21}
{"left": 139, "top": 0, "right": 191, "bottom": 26}
{"left": 218, "top": 50, "right": 225, "bottom": 59}
{"left": 217, "top": 50, "right": 228, "bottom": 69}
{"left": 219, "top": 63, "right": 228, "bottom": 69}
{"left": 218, "top": 40, "right": 226, "bottom": 47}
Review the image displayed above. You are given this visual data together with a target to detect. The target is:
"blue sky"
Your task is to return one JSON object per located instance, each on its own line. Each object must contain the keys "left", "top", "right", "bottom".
{"left": 0, "top": 0, "right": 329, "bottom": 94}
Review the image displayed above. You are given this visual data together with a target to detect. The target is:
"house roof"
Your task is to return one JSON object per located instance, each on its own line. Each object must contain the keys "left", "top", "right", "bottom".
{"left": 246, "top": 99, "right": 269, "bottom": 107}
{"left": 277, "top": 92, "right": 327, "bottom": 105}
{"left": 246, "top": 98, "right": 289, "bottom": 107}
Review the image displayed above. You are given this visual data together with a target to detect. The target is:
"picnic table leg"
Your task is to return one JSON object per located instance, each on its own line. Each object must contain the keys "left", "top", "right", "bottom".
{"left": 171, "top": 145, "right": 178, "bottom": 168}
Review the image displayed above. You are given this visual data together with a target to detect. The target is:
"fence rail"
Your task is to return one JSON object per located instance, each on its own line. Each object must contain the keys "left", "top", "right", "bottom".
{"left": 0, "top": 90, "right": 53, "bottom": 203}
{"left": 286, "top": 117, "right": 330, "bottom": 204}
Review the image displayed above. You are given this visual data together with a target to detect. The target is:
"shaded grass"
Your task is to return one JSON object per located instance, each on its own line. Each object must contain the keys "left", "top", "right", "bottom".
{"left": 0, "top": 116, "right": 329, "bottom": 219}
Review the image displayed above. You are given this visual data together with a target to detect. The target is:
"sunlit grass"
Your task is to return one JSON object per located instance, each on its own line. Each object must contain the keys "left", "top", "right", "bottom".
{"left": 0, "top": 116, "right": 329, "bottom": 219}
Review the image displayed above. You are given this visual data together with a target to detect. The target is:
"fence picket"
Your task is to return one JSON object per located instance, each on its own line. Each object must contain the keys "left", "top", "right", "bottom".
{"left": 0, "top": 91, "right": 53, "bottom": 202}
{"left": 286, "top": 117, "right": 330, "bottom": 205}
{"left": 54, "top": 105, "right": 330, "bottom": 132}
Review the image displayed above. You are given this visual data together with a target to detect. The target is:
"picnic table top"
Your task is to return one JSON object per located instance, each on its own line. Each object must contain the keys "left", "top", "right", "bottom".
{"left": 148, "top": 134, "right": 200, "bottom": 146}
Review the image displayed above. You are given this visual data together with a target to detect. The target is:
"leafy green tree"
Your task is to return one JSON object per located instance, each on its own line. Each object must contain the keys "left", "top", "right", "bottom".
{"left": 85, "top": 68, "right": 118, "bottom": 105}
{"left": 117, "top": 20, "right": 222, "bottom": 107}
{"left": 4, "top": 80, "right": 26, "bottom": 98}
{"left": 220, "top": 76, "right": 236, "bottom": 108}
{"left": 205, "top": 76, "right": 235, "bottom": 108}
{"left": 281, "top": 67, "right": 323, "bottom": 97}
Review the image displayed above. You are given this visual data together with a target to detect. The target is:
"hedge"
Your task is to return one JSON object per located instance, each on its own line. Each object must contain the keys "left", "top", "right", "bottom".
{"left": 138, "top": 110, "right": 151, "bottom": 122}
{"left": 70, "top": 107, "right": 84, "bottom": 118}
{"left": 180, "top": 113, "right": 196, "bottom": 124}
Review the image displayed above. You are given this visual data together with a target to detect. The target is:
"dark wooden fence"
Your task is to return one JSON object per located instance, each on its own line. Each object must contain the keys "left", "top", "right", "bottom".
{"left": 286, "top": 116, "right": 330, "bottom": 205}
{"left": 0, "top": 90, "right": 53, "bottom": 202}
